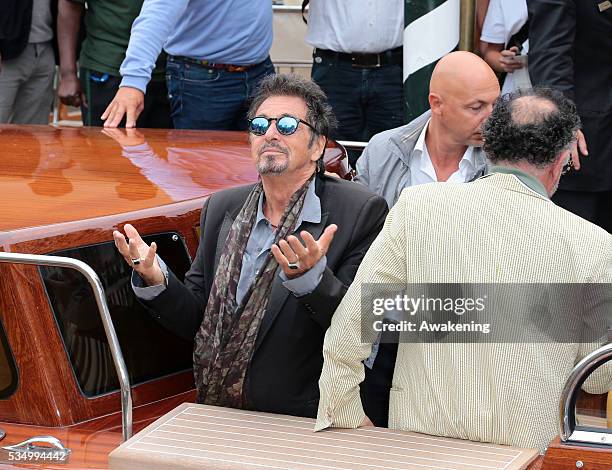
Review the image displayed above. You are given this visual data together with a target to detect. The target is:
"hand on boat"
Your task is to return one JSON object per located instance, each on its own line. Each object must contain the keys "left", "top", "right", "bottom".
{"left": 271, "top": 224, "right": 337, "bottom": 279}
{"left": 113, "top": 224, "right": 165, "bottom": 286}
{"left": 101, "top": 86, "right": 145, "bottom": 129}
{"left": 102, "top": 128, "right": 146, "bottom": 147}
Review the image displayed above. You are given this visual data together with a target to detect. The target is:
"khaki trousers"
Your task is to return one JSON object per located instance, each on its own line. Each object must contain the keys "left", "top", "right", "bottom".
{"left": 0, "top": 42, "right": 55, "bottom": 124}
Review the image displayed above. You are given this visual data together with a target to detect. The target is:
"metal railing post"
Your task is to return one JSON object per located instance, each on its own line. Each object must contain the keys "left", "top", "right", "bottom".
{"left": 0, "top": 252, "right": 132, "bottom": 441}
{"left": 559, "top": 342, "right": 612, "bottom": 444}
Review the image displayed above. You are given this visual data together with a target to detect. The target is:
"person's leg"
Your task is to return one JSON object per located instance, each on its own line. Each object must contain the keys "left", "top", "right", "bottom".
{"left": 11, "top": 42, "right": 55, "bottom": 124}
{"left": 361, "top": 339, "right": 398, "bottom": 428}
{"left": 312, "top": 56, "right": 366, "bottom": 166}
{"left": 0, "top": 44, "right": 36, "bottom": 123}
{"left": 138, "top": 78, "right": 173, "bottom": 129}
{"left": 166, "top": 58, "right": 249, "bottom": 130}
{"left": 365, "top": 64, "right": 405, "bottom": 139}
{"left": 80, "top": 68, "right": 122, "bottom": 126}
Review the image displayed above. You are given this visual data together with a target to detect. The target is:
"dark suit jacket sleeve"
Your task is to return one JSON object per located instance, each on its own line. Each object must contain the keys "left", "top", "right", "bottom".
{"left": 138, "top": 198, "right": 212, "bottom": 341}
{"left": 297, "top": 194, "right": 389, "bottom": 330}
{"left": 527, "top": 0, "right": 576, "bottom": 100}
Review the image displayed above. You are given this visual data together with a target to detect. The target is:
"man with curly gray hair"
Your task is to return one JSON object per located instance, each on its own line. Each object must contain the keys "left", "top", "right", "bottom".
{"left": 482, "top": 87, "right": 581, "bottom": 195}
{"left": 316, "top": 86, "right": 612, "bottom": 452}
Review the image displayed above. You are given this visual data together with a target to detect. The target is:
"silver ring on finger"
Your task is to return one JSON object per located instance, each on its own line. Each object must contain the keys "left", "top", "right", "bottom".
{"left": 287, "top": 260, "right": 300, "bottom": 270}
{"left": 131, "top": 257, "right": 142, "bottom": 265}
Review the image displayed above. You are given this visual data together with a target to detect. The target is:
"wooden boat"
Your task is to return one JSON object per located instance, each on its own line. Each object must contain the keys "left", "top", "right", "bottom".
{"left": 0, "top": 125, "right": 609, "bottom": 469}
{"left": 0, "top": 124, "right": 348, "bottom": 468}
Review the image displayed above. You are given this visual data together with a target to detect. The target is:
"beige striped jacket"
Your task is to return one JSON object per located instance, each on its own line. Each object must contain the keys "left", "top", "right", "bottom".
{"left": 315, "top": 173, "right": 612, "bottom": 452}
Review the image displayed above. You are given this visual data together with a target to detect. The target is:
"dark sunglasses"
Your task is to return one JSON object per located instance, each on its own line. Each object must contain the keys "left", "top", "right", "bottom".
{"left": 248, "top": 115, "right": 316, "bottom": 136}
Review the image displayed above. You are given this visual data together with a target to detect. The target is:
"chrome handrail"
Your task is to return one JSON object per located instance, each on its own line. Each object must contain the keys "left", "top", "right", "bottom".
{"left": 0, "top": 252, "right": 132, "bottom": 441}
{"left": 559, "top": 342, "right": 612, "bottom": 444}
{"left": 272, "top": 5, "right": 303, "bottom": 12}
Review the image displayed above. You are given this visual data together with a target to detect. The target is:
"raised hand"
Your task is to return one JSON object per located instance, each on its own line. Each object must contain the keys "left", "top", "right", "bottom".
{"left": 271, "top": 224, "right": 338, "bottom": 279}
{"left": 113, "top": 224, "right": 164, "bottom": 286}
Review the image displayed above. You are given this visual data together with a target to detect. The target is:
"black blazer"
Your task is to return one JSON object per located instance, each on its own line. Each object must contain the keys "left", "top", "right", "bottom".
{"left": 0, "top": 0, "right": 32, "bottom": 59}
{"left": 0, "top": 0, "right": 60, "bottom": 62}
{"left": 141, "top": 175, "right": 388, "bottom": 418}
{"left": 528, "top": 0, "right": 612, "bottom": 191}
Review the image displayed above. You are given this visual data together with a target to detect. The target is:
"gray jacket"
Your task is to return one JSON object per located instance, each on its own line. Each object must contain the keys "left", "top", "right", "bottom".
{"left": 355, "top": 110, "right": 488, "bottom": 207}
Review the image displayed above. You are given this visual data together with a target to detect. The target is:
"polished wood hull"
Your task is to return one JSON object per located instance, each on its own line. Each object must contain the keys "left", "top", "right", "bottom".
{"left": 0, "top": 125, "right": 350, "bottom": 468}
{"left": 0, "top": 125, "right": 608, "bottom": 468}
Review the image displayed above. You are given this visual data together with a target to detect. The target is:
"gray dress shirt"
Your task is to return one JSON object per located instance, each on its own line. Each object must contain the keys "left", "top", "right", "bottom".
{"left": 133, "top": 180, "right": 327, "bottom": 304}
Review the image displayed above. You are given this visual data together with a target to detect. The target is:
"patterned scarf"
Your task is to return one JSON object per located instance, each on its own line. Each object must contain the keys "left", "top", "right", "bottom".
{"left": 193, "top": 175, "right": 314, "bottom": 407}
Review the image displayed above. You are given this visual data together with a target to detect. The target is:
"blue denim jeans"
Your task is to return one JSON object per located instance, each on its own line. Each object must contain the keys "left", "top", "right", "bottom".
{"left": 312, "top": 56, "right": 405, "bottom": 166}
{"left": 166, "top": 56, "right": 275, "bottom": 130}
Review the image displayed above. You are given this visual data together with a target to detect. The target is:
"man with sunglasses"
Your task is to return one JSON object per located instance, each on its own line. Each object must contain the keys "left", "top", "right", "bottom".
{"left": 113, "top": 74, "right": 388, "bottom": 418}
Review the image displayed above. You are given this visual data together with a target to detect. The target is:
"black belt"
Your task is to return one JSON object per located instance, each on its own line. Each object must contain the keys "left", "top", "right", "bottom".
{"left": 168, "top": 55, "right": 263, "bottom": 72}
{"left": 313, "top": 47, "right": 402, "bottom": 68}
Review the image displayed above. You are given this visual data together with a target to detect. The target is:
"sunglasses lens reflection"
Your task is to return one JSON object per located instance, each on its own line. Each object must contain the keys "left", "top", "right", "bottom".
{"left": 277, "top": 116, "right": 299, "bottom": 135}
{"left": 249, "top": 117, "right": 270, "bottom": 136}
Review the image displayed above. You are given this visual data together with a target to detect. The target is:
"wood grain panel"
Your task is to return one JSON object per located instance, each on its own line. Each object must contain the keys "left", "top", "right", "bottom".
{"left": 0, "top": 125, "right": 257, "bottom": 232}
{"left": 0, "top": 391, "right": 194, "bottom": 469}
{"left": 110, "top": 404, "right": 539, "bottom": 470}
{"left": 541, "top": 437, "right": 612, "bottom": 469}
{"left": 0, "top": 203, "right": 202, "bottom": 426}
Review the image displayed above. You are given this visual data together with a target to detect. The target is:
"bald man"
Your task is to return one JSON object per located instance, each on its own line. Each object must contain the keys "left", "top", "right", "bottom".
{"left": 355, "top": 51, "right": 500, "bottom": 207}
{"left": 354, "top": 52, "right": 500, "bottom": 427}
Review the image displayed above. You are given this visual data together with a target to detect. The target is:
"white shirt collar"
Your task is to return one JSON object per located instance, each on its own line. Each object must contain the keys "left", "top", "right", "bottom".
{"left": 410, "top": 118, "right": 477, "bottom": 185}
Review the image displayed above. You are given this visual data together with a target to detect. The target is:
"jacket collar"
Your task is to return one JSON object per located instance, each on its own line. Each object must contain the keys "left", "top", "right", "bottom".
{"left": 487, "top": 165, "right": 549, "bottom": 199}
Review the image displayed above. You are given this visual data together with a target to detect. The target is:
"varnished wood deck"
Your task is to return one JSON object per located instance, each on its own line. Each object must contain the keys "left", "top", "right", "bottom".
{"left": 110, "top": 404, "right": 539, "bottom": 470}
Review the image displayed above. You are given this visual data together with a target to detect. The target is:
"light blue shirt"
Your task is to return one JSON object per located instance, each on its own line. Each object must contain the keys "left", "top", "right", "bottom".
{"left": 133, "top": 180, "right": 327, "bottom": 304}
{"left": 120, "top": 0, "right": 273, "bottom": 92}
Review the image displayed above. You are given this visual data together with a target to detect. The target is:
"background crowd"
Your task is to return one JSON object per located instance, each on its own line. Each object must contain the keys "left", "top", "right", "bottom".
{"left": 0, "top": 1, "right": 610, "bottom": 228}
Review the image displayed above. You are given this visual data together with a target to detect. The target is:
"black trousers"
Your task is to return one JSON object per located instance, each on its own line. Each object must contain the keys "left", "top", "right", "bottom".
{"left": 360, "top": 339, "right": 398, "bottom": 428}
{"left": 553, "top": 189, "right": 612, "bottom": 233}
{"left": 311, "top": 55, "right": 405, "bottom": 168}
{"left": 79, "top": 67, "right": 172, "bottom": 128}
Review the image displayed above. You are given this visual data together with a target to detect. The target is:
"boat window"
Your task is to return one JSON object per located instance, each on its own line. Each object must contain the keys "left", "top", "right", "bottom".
{"left": 40, "top": 232, "right": 193, "bottom": 397}
{"left": 0, "top": 319, "right": 18, "bottom": 399}
{"left": 575, "top": 390, "right": 611, "bottom": 432}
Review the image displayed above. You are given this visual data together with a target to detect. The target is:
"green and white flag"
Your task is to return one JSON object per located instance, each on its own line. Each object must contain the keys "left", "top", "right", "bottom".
{"left": 404, "top": 0, "right": 460, "bottom": 121}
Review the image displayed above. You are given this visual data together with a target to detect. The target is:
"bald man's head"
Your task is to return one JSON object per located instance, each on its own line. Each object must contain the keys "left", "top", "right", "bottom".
{"left": 430, "top": 51, "right": 498, "bottom": 97}
{"left": 428, "top": 51, "right": 500, "bottom": 147}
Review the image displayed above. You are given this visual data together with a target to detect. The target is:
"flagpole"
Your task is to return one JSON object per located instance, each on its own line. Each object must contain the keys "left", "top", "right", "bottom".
{"left": 403, "top": 0, "right": 461, "bottom": 121}
{"left": 460, "top": 0, "right": 476, "bottom": 51}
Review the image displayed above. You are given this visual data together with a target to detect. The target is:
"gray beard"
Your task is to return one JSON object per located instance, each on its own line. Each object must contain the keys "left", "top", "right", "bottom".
{"left": 257, "top": 154, "right": 289, "bottom": 175}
